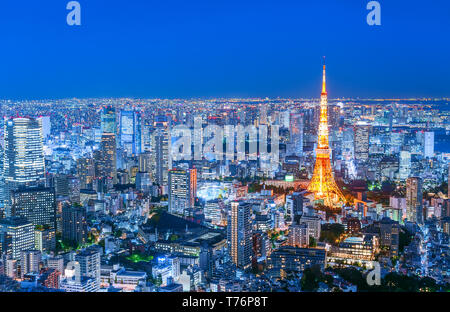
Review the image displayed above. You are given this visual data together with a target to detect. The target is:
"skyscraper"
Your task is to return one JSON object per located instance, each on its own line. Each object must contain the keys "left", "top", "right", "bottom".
{"left": 288, "top": 113, "right": 303, "bottom": 157}
{"left": 354, "top": 124, "right": 370, "bottom": 162}
{"left": 3, "top": 118, "right": 45, "bottom": 215}
{"left": 424, "top": 131, "right": 434, "bottom": 158}
{"left": 151, "top": 116, "right": 171, "bottom": 186}
{"left": 406, "top": 177, "right": 423, "bottom": 224}
{"left": 62, "top": 204, "right": 88, "bottom": 246}
{"left": 228, "top": 201, "right": 253, "bottom": 270}
{"left": 100, "top": 133, "right": 117, "bottom": 184}
{"left": 101, "top": 105, "right": 116, "bottom": 135}
{"left": 119, "top": 109, "right": 142, "bottom": 155}
{"left": 168, "top": 169, "right": 197, "bottom": 216}
{"left": 308, "top": 62, "right": 345, "bottom": 207}
{"left": 11, "top": 186, "right": 56, "bottom": 230}
{"left": 399, "top": 151, "right": 411, "bottom": 180}
{"left": 76, "top": 157, "right": 95, "bottom": 189}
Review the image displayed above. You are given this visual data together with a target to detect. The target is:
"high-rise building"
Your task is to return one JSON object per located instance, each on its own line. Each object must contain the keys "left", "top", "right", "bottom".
{"left": 406, "top": 177, "right": 423, "bottom": 224}
{"left": 38, "top": 116, "right": 51, "bottom": 139}
{"left": 168, "top": 169, "right": 197, "bottom": 215}
{"left": 0, "top": 217, "right": 35, "bottom": 260}
{"left": 288, "top": 113, "right": 303, "bottom": 156}
{"left": 151, "top": 116, "right": 171, "bottom": 186}
{"left": 62, "top": 204, "right": 88, "bottom": 246}
{"left": 379, "top": 217, "right": 400, "bottom": 258}
{"left": 424, "top": 131, "right": 434, "bottom": 158}
{"left": 308, "top": 62, "right": 345, "bottom": 207}
{"left": 399, "top": 151, "right": 411, "bottom": 180}
{"left": 354, "top": 124, "right": 370, "bottom": 162}
{"left": 3, "top": 117, "right": 45, "bottom": 215}
{"left": 99, "top": 133, "right": 117, "bottom": 184}
{"left": 227, "top": 202, "right": 252, "bottom": 270}
{"left": 101, "top": 105, "right": 116, "bottom": 135}
{"left": 76, "top": 157, "right": 95, "bottom": 189}
{"left": 11, "top": 186, "right": 56, "bottom": 230}
{"left": 119, "top": 109, "right": 142, "bottom": 155}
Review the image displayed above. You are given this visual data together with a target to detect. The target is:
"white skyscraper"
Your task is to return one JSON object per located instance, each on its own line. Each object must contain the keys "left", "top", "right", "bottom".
{"left": 399, "top": 151, "right": 411, "bottom": 180}
{"left": 3, "top": 118, "right": 45, "bottom": 215}
{"left": 424, "top": 131, "right": 434, "bottom": 158}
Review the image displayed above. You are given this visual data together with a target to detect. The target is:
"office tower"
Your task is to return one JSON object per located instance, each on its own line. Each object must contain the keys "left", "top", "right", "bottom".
{"left": 21, "top": 250, "right": 41, "bottom": 277}
{"left": 406, "top": 177, "right": 423, "bottom": 224}
{"left": 35, "top": 228, "right": 56, "bottom": 253}
{"left": 76, "top": 157, "right": 95, "bottom": 189}
{"left": 379, "top": 217, "right": 400, "bottom": 258}
{"left": 11, "top": 186, "right": 56, "bottom": 230}
{"left": 67, "top": 176, "right": 81, "bottom": 203}
{"left": 168, "top": 169, "right": 197, "bottom": 215}
{"left": 75, "top": 246, "right": 101, "bottom": 288}
{"left": 62, "top": 204, "right": 88, "bottom": 246}
{"left": 288, "top": 113, "right": 303, "bottom": 157}
{"left": 308, "top": 63, "right": 345, "bottom": 207}
{"left": 424, "top": 131, "right": 434, "bottom": 158}
{"left": 328, "top": 104, "right": 341, "bottom": 129}
{"left": 151, "top": 117, "right": 171, "bottom": 185}
{"left": 0, "top": 217, "right": 35, "bottom": 260}
{"left": 37, "top": 116, "right": 51, "bottom": 139}
{"left": 228, "top": 202, "right": 252, "bottom": 270}
{"left": 3, "top": 117, "right": 45, "bottom": 215}
{"left": 279, "top": 110, "right": 290, "bottom": 129}
{"left": 101, "top": 105, "right": 116, "bottom": 134}
{"left": 100, "top": 133, "right": 117, "bottom": 184}
{"left": 399, "top": 151, "right": 411, "bottom": 180}
{"left": 354, "top": 124, "right": 370, "bottom": 162}
{"left": 138, "top": 152, "right": 151, "bottom": 173}
{"left": 204, "top": 199, "right": 221, "bottom": 225}
{"left": 119, "top": 109, "right": 142, "bottom": 155}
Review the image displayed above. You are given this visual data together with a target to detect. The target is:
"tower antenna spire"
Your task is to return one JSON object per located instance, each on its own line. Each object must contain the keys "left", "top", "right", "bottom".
{"left": 322, "top": 56, "right": 327, "bottom": 95}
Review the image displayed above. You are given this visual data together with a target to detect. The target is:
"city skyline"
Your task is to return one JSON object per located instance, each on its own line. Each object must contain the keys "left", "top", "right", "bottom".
{"left": 0, "top": 0, "right": 449, "bottom": 298}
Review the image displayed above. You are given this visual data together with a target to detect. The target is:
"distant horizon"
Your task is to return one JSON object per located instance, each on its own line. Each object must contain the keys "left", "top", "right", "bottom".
{"left": 0, "top": 96, "right": 449, "bottom": 102}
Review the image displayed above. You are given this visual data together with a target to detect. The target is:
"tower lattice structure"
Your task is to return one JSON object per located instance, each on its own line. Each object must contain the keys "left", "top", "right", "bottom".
{"left": 307, "top": 62, "right": 346, "bottom": 207}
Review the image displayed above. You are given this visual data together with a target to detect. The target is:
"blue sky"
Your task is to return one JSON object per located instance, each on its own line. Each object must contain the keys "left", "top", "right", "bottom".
{"left": 0, "top": 0, "right": 448, "bottom": 99}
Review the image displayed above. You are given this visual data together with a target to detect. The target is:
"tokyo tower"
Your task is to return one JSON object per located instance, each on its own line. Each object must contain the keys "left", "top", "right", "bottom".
{"left": 307, "top": 61, "right": 346, "bottom": 207}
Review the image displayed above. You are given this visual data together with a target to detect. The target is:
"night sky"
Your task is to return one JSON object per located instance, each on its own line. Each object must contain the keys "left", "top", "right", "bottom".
{"left": 0, "top": 0, "right": 448, "bottom": 99}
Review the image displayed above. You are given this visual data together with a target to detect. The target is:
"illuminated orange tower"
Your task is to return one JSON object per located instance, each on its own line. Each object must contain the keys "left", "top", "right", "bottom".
{"left": 307, "top": 61, "right": 345, "bottom": 207}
